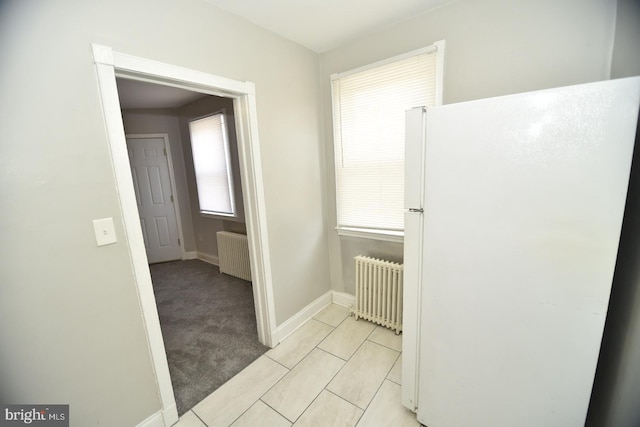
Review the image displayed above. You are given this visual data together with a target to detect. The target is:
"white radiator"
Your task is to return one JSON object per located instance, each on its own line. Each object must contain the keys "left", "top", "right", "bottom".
{"left": 216, "top": 231, "right": 252, "bottom": 282}
{"left": 353, "top": 255, "right": 404, "bottom": 334}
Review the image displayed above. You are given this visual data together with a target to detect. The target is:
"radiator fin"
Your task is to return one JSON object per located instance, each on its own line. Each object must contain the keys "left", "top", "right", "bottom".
{"left": 216, "top": 231, "right": 252, "bottom": 282}
{"left": 353, "top": 255, "right": 403, "bottom": 334}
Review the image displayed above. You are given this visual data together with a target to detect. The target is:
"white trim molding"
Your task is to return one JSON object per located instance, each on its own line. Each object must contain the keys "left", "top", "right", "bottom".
{"left": 336, "top": 226, "right": 404, "bottom": 243}
{"left": 197, "top": 252, "right": 219, "bottom": 266}
{"left": 182, "top": 251, "right": 199, "bottom": 260}
{"left": 92, "top": 43, "right": 277, "bottom": 427}
{"left": 136, "top": 411, "right": 164, "bottom": 427}
{"left": 331, "top": 290, "right": 355, "bottom": 308}
{"left": 273, "top": 291, "right": 332, "bottom": 344}
{"left": 272, "top": 290, "right": 357, "bottom": 346}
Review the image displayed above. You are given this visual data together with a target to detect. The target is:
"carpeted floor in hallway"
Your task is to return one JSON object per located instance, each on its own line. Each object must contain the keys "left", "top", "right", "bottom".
{"left": 150, "top": 259, "right": 269, "bottom": 416}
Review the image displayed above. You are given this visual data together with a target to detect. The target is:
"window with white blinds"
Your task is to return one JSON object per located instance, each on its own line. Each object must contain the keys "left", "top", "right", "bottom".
{"left": 188, "top": 112, "right": 236, "bottom": 217}
{"left": 331, "top": 43, "right": 442, "bottom": 237}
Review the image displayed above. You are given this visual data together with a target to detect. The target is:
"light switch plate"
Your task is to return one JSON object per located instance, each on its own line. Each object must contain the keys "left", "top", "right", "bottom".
{"left": 93, "top": 218, "right": 117, "bottom": 246}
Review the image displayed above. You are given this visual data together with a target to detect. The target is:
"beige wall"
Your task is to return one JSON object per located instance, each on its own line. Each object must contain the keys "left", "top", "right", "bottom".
{"left": 319, "top": 0, "right": 619, "bottom": 294}
{"left": 0, "top": 0, "right": 329, "bottom": 425}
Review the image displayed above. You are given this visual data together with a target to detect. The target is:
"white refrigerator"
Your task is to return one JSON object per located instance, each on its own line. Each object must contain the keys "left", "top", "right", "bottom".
{"left": 402, "top": 77, "right": 640, "bottom": 427}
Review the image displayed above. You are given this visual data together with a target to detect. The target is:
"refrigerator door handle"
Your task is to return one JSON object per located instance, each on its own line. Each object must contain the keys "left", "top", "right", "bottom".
{"left": 408, "top": 208, "right": 424, "bottom": 213}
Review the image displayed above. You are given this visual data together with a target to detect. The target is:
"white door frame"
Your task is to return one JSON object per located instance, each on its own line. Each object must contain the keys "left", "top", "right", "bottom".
{"left": 92, "top": 44, "right": 277, "bottom": 426}
{"left": 126, "top": 133, "right": 186, "bottom": 262}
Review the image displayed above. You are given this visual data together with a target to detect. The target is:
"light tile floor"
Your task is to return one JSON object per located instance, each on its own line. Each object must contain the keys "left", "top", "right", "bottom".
{"left": 173, "top": 304, "right": 420, "bottom": 427}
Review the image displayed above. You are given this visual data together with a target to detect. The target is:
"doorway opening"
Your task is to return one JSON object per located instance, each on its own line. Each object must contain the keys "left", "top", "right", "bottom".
{"left": 117, "top": 78, "right": 269, "bottom": 414}
{"left": 92, "top": 44, "right": 277, "bottom": 426}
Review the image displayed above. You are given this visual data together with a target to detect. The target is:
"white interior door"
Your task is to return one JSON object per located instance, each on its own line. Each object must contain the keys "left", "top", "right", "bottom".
{"left": 417, "top": 78, "right": 640, "bottom": 427}
{"left": 127, "top": 135, "right": 182, "bottom": 264}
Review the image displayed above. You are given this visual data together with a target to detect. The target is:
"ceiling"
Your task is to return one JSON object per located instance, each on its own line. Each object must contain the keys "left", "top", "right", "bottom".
{"left": 117, "top": 0, "right": 452, "bottom": 108}
{"left": 204, "top": 0, "right": 452, "bottom": 53}
{"left": 116, "top": 78, "right": 208, "bottom": 109}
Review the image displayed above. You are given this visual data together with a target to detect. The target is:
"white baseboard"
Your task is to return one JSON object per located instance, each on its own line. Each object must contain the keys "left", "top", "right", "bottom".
{"left": 135, "top": 402, "right": 177, "bottom": 427}
{"left": 197, "top": 251, "right": 219, "bottom": 266}
{"left": 182, "top": 251, "right": 219, "bottom": 266}
{"left": 182, "top": 251, "right": 198, "bottom": 260}
{"left": 331, "top": 291, "right": 355, "bottom": 308}
{"left": 271, "top": 290, "right": 357, "bottom": 346}
{"left": 273, "top": 291, "right": 332, "bottom": 345}
{"left": 161, "top": 404, "right": 178, "bottom": 427}
{"left": 136, "top": 411, "right": 164, "bottom": 427}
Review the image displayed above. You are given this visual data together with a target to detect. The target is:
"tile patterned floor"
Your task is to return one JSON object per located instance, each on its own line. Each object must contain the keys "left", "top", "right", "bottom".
{"left": 173, "top": 304, "right": 419, "bottom": 427}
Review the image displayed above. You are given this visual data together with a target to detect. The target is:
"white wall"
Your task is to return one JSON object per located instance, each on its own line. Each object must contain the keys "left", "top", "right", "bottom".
{"left": 319, "top": 0, "right": 619, "bottom": 294}
{"left": 0, "top": 0, "right": 329, "bottom": 425}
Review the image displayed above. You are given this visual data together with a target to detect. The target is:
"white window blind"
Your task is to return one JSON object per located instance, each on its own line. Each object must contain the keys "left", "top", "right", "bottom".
{"left": 332, "top": 46, "right": 439, "bottom": 234}
{"left": 188, "top": 112, "right": 236, "bottom": 217}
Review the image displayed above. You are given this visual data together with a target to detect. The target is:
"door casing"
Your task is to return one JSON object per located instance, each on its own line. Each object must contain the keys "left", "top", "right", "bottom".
{"left": 92, "top": 44, "right": 277, "bottom": 426}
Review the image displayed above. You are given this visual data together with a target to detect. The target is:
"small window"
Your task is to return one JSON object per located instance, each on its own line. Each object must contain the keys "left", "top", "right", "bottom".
{"left": 188, "top": 111, "right": 236, "bottom": 218}
{"left": 331, "top": 42, "right": 444, "bottom": 238}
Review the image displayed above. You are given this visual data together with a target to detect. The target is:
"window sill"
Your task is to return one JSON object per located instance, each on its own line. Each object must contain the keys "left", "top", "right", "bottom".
{"left": 336, "top": 227, "right": 404, "bottom": 243}
{"left": 200, "top": 211, "right": 240, "bottom": 222}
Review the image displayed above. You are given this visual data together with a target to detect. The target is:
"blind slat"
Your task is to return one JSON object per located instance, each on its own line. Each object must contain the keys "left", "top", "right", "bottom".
{"left": 189, "top": 113, "right": 235, "bottom": 215}
{"left": 332, "top": 49, "right": 438, "bottom": 231}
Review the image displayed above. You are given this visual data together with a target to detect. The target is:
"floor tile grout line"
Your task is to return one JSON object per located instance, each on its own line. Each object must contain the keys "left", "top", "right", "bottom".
{"left": 253, "top": 359, "right": 297, "bottom": 415}
{"left": 223, "top": 364, "right": 290, "bottom": 427}
{"left": 315, "top": 314, "right": 351, "bottom": 349}
{"left": 260, "top": 345, "right": 349, "bottom": 425}
{"left": 386, "top": 376, "right": 402, "bottom": 386}
{"left": 254, "top": 334, "right": 342, "bottom": 424}
{"left": 178, "top": 305, "right": 411, "bottom": 427}
{"left": 318, "top": 319, "right": 379, "bottom": 361}
{"left": 365, "top": 335, "right": 403, "bottom": 353}
{"left": 324, "top": 388, "right": 367, "bottom": 425}
{"left": 385, "top": 351, "right": 403, "bottom": 384}
{"left": 357, "top": 382, "right": 387, "bottom": 425}
{"left": 289, "top": 387, "right": 327, "bottom": 425}
{"left": 311, "top": 346, "right": 352, "bottom": 410}
{"left": 363, "top": 338, "right": 402, "bottom": 355}
{"left": 263, "top": 352, "right": 294, "bottom": 371}
{"left": 314, "top": 345, "right": 347, "bottom": 361}
{"left": 316, "top": 345, "right": 351, "bottom": 362}
{"left": 277, "top": 318, "right": 373, "bottom": 425}
{"left": 190, "top": 409, "right": 208, "bottom": 427}
{"left": 360, "top": 352, "right": 404, "bottom": 416}
{"left": 270, "top": 318, "right": 331, "bottom": 354}
{"left": 225, "top": 402, "right": 253, "bottom": 427}
{"left": 258, "top": 397, "right": 296, "bottom": 425}
{"left": 266, "top": 319, "right": 336, "bottom": 371}
{"left": 326, "top": 339, "right": 402, "bottom": 413}
{"left": 191, "top": 357, "right": 290, "bottom": 427}
{"left": 312, "top": 311, "right": 350, "bottom": 328}
{"left": 323, "top": 337, "right": 367, "bottom": 409}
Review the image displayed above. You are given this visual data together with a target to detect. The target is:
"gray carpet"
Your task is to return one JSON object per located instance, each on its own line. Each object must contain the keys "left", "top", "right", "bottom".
{"left": 150, "top": 259, "right": 268, "bottom": 416}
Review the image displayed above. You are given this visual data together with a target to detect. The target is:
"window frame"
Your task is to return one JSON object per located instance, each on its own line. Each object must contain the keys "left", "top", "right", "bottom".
{"left": 188, "top": 109, "right": 238, "bottom": 220}
{"left": 331, "top": 41, "right": 445, "bottom": 242}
